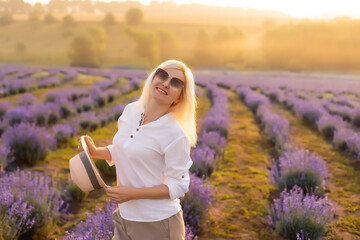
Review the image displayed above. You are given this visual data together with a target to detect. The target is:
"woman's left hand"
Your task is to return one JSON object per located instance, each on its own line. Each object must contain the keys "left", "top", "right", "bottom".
{"left": 105, "top": 186, "right": 136, "bottom": 204}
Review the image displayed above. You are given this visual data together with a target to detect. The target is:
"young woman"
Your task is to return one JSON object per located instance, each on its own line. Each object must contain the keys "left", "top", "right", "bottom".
{"left": 81, "top": 60, "right": 197, "bottom": 240}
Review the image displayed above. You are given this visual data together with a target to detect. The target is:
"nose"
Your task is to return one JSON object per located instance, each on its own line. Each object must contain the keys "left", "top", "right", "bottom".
{"left": 162, "top": 78, "right": 171, "bottom": 88}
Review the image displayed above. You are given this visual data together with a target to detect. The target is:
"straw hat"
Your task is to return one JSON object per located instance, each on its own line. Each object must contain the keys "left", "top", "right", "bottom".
{"left": 69, "top": 136, "right": 107, "bottom": 192}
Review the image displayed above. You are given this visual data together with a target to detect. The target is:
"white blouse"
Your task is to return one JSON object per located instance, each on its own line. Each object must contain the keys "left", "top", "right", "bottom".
{"left": 106, "top": 101, "right": 193, "bottom": 222}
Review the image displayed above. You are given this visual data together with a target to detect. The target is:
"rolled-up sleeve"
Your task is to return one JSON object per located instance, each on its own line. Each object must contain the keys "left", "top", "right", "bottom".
{"left": 163, "top": 136, "right": 193, "bottom": 200}
{"left": 105, "top": 144, "right": 115, "bottom": 166}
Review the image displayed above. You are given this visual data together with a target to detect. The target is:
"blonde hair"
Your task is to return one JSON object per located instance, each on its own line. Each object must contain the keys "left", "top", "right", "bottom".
{"left": 138, "top": 60, "right": 197, "bottom": 147}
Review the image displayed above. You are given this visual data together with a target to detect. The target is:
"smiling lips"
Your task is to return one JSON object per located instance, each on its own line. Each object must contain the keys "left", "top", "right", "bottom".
{"left": 156, "top": 87, "right": 168, "bottom": 95}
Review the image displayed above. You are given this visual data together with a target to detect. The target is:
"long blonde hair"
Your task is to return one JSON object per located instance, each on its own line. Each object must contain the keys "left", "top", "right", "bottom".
{"left": 138, "top": 60, "right": 197, "bottom": 147}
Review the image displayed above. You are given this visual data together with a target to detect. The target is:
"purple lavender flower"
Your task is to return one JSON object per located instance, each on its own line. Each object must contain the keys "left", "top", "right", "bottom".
{"left": 199, "top": 131, "right": 226, "bottom": 153}
{"left": 0, "top": 143, "right": 10, "bottom": 169}
{"left": 292, "top": 97, "right": 327, "bottom": 127}
{"left": 185, "top": 224, "right": 198, "bottom": 240}
{"left": 0, "top": 198, "right": 36, "bottom": 239}
{"left": 190, "top": 144, "right": 218, "bottom": 178}
{"left": 0, "top": 169, "right": 67, "bottom": 238}
{"left": 66, "top": 200, "right": 117, "bottom": 240}
{"left": 53, "top": 123, "right": 75, "bottom": 147}
{"left": 244, "top": 91, "right": 270, "bottom": 112}
{"left": 316, "top": 114, "right": 346, "bottom": 141}
{"left": 2, "top": 122, "right": 56, "bottom": 166}
{"left": 352, "top": 107, "right": 360, "bottom": 128}
{"left": 323, "top": 102, "right": 353, "bottom": 122}
{"left": 256, "top": 104, "right": 290, "bottom": 150}
{"left": 38, "top": 76, "right": 61, "bottom": 88}
{"left": 181, "top": 174, "right": 212, "bottom": 236}
{"left": 0, "top": 100, "right": 12, "bottom": 119}
{"left": 17, "top": 93, "right": 38, "bottom": 106}
{"left": 4, "top": 106, "right": 30, "bottom": 126}
{"left": 271, "top": 147, "right": 327, "bottom": 193}
{"left": 268, "top": 186, "right": 334, "bottom": 240}
{"left": 333, "top": 128, "right": 360, "bottom": 159}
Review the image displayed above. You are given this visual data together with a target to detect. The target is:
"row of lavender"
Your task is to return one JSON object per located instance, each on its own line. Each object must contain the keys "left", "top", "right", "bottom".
{"left": 184, "top": 83, "right": 229, "bottom": 238}
{"left": 0, "top": 65, "right": 147, "bottom": 97}
{"left": 236, "top": 86, "right": 335, "bottom": 240}
{"left": 65, "top": 83, "right": 230, "bottom": 239}
{"left": 0, "top": 66, "right": 78, "bottom": 97}
{"left": 262, "top": 88, "right": 360, "bottom": 161}
{"left": 0, "top": 74, "right": 143, "bottom": 169}
{"left": 0, "top": 69, "right": 147, "bottom": 239}
{"left": 282, "top": 88, "right": 360, "bottom": 130}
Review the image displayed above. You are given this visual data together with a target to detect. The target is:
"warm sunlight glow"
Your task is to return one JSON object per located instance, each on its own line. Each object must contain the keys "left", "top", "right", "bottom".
{"left": 144, "top": 0, "right": 360, "bottom": 18}
{"left": 26, "top": 0, "right": 359, "bottom": 19}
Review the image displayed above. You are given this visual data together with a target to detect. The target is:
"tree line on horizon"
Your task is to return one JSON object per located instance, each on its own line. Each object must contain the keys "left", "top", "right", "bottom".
{"left": 0, "top": 1, "right": 360, "bottom": 71}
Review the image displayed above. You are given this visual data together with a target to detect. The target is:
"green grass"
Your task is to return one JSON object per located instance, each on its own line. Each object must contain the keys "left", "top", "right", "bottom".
{"left": 199, "top": 90, "right": 277, "bottom": 240}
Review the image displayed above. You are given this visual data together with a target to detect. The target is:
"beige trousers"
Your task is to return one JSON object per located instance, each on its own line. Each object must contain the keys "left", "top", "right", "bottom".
{"left": 112, "top": 208, "right": 185, "bottom": 240}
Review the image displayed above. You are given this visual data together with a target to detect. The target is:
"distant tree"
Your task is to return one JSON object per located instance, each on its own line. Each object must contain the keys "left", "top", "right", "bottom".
{"left": 15, "top": 41, "right": 26, "bottom": 53}
{"left": 157, "top": 29, "right": 178, "bottom": 61}
{"left": 262, "top": 19, "right": 277, "bottom": 30}
{"left": 0, "top": 11, "right": 13, "bottom": 26}
{"left": 193, "top": 28, "right": 214, "bottom": 67}
{"left": 68, "top": 25, "right": 107, "bottom": 67}
{"left": 44, "top": 12, "right": 57, "bottom": 24}
{"left": 28, "top": 3, "right": 44, "bottom": 22}
{"left": 213, "top": 26, "right": 246, "bottom": 66}
{"left": 48, "top": 0, "right": 68, "bottom": 14}
{"left": 4, "top": 0, "right": 31, "bottom": 14}
{"left": 63, "top": 14, "right": 76, "bottom": 27}
{"left": 103, "top": 12, "right": 116, "bottom": 25}
{"left": 124, "top": 26, "right": 158, "bottom": 67}
{"left": 125, "top": 7, "right": 143, "bottom": 25}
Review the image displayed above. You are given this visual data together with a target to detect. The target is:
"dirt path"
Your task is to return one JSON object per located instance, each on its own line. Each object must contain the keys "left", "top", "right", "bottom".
{"left": 200, "top": 90, "right": 277, "bottom": 240}
{"left": 270, "top": 103, "right": 360, "bottom": 240}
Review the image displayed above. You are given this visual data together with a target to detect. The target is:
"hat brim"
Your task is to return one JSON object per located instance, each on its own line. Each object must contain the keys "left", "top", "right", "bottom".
{"left": 80, "top": 136, "right": 107, "bottom": 189}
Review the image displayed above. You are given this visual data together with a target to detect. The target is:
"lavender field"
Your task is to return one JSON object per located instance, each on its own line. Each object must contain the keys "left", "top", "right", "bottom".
{"left": 0, "top": 65, "right": 360, "bottom": 240}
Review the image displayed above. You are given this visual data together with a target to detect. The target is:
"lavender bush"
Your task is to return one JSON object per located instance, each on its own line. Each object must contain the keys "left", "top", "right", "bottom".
{"left": 198, "top": 131, "right": 226, "bottom": 155}
{"left": 190, "top": 144, "right": 218, "bottom": 178}
{"left": 256, "top": 104, "right": 290, "bottom": 151}
{"left": 4, "top": 106, "right": 29, "bottom": 126}
{"left": 352, "top": 108, "right": 360, "bottom": 128}
{"left": 316, "top": 114, "right": 346, "bottom": 141}
{"left": 268, "top": 186, "right": 334, "bottom": 240}
{"left": 181, "top": 174, "right": 212, "bottom": 236}
{"left": 271, "top": 148, "right": 327, "bottom": 193}
{"left": 333, "top": 128, "right": 360, "bottom": 159}
{"left": 52, "top": 123, "right": 75, "bottom": 147}
{"left": 0, "top": 100, "right": 11, "bottom": 119}
{"left": 3, "top": 122, "right": 56, "bottom": 166}
{"left": 0, "top": 169, "right": 67, "bottom": 239}
{"left": 0, "top": 143, "right": 10, "bottom": 168}
{"left": 66, "top": 200, "right": 117, "bottom": 240}
{"left": 293, "top": 99, "right": 327, "bottom": 127}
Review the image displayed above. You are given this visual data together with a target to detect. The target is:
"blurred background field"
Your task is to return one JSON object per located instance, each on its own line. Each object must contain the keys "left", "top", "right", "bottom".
{"left": 0, "top": 0, "right": 359, "bottom": 74}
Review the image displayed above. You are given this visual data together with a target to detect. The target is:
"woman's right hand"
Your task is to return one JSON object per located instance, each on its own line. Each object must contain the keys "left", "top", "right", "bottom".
{"left": 78, "top": 135, "right": 98, "bottom": 158}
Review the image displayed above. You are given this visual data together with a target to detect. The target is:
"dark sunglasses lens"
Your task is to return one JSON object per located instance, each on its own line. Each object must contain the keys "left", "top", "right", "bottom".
{"left": 156, "top": 69, "right": 168, "bottom": 80}
{"left": 170, "top": 78, "right": 184, "bottom": 88}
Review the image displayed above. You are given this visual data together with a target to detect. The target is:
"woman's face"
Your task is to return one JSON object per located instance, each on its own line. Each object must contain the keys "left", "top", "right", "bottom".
{"left": 150, "top": 68, "right": 185, "bottom": 106}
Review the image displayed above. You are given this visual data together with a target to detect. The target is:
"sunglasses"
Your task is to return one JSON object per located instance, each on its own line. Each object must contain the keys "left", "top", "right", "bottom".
{"left": 154, "top": 68, "right": 185, "bottom": 89}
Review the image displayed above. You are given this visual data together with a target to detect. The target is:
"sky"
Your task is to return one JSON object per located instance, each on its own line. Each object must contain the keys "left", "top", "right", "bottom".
{"left": 27, "top": 0, "right": 360, "bottom": 19}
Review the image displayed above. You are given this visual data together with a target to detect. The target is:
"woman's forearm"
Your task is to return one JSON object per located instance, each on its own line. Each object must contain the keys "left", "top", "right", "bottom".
{"left": 105, "top": 184, "right": 170, "bottom": 203}
{"left": 91, "top": 146, "right": 112, "bottom": 161}
{"left": 132, "top": 184, "right": 170, "bottom": 200}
